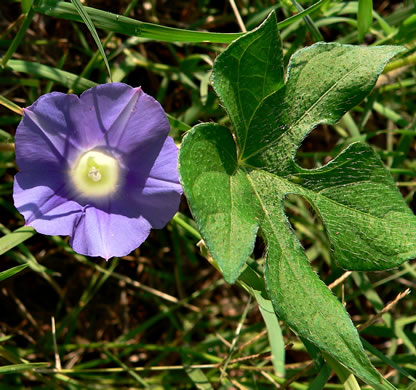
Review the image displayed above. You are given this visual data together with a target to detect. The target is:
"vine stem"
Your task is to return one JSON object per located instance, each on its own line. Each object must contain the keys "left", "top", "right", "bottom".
{"left": 383, "top": 52, "right": 416, "bottom": 73}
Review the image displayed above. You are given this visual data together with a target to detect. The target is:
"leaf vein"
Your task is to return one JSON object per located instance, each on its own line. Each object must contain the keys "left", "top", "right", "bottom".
{"left": 242, "top": 62, "right": 363, "bottom": 162}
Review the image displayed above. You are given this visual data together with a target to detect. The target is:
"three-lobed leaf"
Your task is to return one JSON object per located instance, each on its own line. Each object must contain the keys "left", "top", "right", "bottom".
{"left": 179, "top": 11, "right": 415, "bottom": 390}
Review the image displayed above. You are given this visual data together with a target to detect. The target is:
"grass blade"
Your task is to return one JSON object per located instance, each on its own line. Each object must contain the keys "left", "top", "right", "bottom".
{"left": 361, "top": 338, "right": 415, "bottom": 381}
{"left": 0, "top": 363, "right": 49, "bottom": 374}
{"left": 4, "top": 59, "right": 96, "bottom": 91}
{"left": 258, "top": 304, "right": 286, "bottom": 377}
{"left": 0, "top": 226, "right": 36, "bottom": 256}
{"left": 0, "top": 264, "right": 28, "bottom": 282}
{"left": 167, "top": 113, "right": 191, "bottom": 132}
{"left": 358, "top": 0, "right": 373, "bottom": 42}
{"left": 291, "top": 0, "right": 324, "bottom": 41}
{"left": 35, "top": 0, "right": 329, "bottom": 43}
{"left": 36, "top": 0, "right": 242, "bottom": 43}
{"left": 69, "top": 0, "right": 112, "bottom": 80}
{"left": 183, "top": 354, "right": 214, "bottom": 390}
{"left": 0, "top": 95, "right": 23, "bottom": 115}
{"left": 307, "top": 363, "right": 332, "bottom": 390}
{"left": 1, "top": 0, "right": 40, "bottom": 68}
{"left": 238, "top": 263, "right": 285, "bottom": 377}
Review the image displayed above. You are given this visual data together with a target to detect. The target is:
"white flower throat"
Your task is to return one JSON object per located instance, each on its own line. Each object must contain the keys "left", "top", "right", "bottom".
{"left": 88, "top": 166, "right": 102, "bottom": 182}
{"left": 71, "top": 150, "right": 120, "bottom": 197}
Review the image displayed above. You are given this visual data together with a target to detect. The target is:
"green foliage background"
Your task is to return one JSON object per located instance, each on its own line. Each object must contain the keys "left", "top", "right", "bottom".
{"left": 0, "top": 0, "right": 415, "bottom": 389}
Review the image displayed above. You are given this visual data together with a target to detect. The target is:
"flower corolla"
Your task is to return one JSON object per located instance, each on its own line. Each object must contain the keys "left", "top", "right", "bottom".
{"left": 13, "top": 83, "right": 182, "bottom": 259}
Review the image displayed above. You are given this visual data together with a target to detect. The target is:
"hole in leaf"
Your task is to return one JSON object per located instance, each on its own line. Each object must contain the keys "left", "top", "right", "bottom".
{"left": 253, "top": 235, "right": 266, "bottom": 260}
{"left": 295, "top": 124, "right": 341, "bottom": 169}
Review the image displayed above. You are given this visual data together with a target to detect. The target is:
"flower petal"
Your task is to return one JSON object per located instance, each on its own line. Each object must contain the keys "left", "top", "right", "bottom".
{"left": 79, "top": 83, "right": 142, "bottom": 150}
{"left": 147, "top": 137, "right": 182, "bottom": 187}
{"left": 16, "top": 92, "right": 87, "bottom": 171}
{"left": 130, "top": 137, "right": 182, "bottom": 228}
{"left": 103, "top": 86, "right": 170, "bottom": 155}
{"left": 70, "top": 205, "right": 152, "bottom": 259}
{"left": 14, "top": 172, "right": 83, "bottom": 236}
{"left": 135, "top": 179, "right": 182, "bottom": 228}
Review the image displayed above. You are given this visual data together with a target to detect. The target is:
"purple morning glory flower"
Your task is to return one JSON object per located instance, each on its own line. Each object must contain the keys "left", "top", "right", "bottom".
{"left": 13, "top": 83, "right": 182, "bottom": 259}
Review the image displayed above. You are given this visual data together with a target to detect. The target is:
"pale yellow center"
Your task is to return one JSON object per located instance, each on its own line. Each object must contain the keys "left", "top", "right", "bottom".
{"left": 71, "top": 150, "right": 120, "bottom": 197}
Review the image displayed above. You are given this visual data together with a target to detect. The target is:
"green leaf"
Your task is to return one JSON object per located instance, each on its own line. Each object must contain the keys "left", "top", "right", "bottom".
{"left": 325, "top": 354, "right": 363, "bottom": 390}
{"left": 200, "top": 237, "right": 285, "bottom": 377}
{"left": 308, "top": 363, "right": 332, "bottom": 390}
{"left": 36, "top": 0, "right": 242, "bottom": 43}
{"left": 4, "top": 59, "right": 97, "bottom": 91}
{"left": 358, "top": 0, "right": 373, "bottom": 42}
{"left": 0, "top": 362, "right": 49, "bottom": 374}
{"left": 212, "top": 13, "right": 284, "bottom": 156}
{"left": 240, "top": 43, "right": 406, "bottom": 175}
{"left": 179, "top": 11, "right": 413, "bottom": 390}
{"left": 0, "top": 94, "right": 23, "bottom": 115}
{"left": 0, "top": 226, "right": 36, "bottom": 256}
{"left": 1, "top": 0, "right": 40, "bottom": 68}
{"left": 0, "top": 264, "right": 28, "bottom": 282}
{"left": 395, "top": 14, "right": 416, "bottom": 44}
{"left": 21, "top": 0, "right": 34, "bottom": 13}
{"left": 69, "top": 0, "right": 112, "bottom": 80}
{"left": 238, "top": 262, "right": 285, "bottom": 377}
{"left": 291, "top": 0, "right": 323, "bottom": 42}
{"left": 180, "top": 123, "right": 260, "bottom": 283}
{"left": 35, "top": 0, "right": 328, "bottom": 43}
{"left": 182, "top": 343, "right": 215, "bottom": 390}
